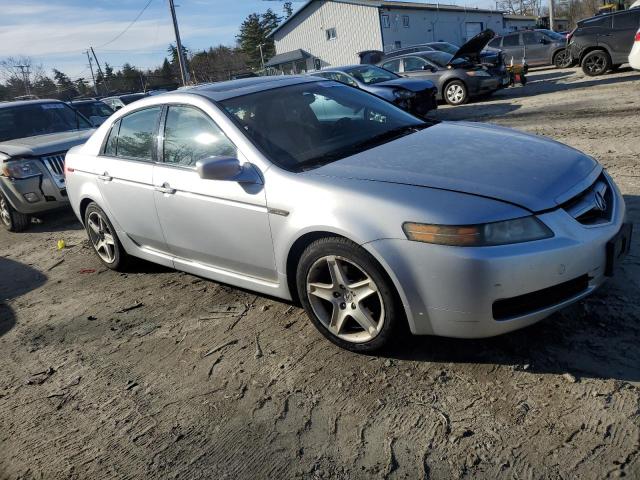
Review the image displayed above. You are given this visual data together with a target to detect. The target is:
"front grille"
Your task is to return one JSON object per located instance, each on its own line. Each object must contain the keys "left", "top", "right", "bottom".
{"left": 42, "top": 154, "right": 65, "bottom": 175}
{"left": 562, "top": 173, "right": 613, "bottom": 225}
{"left": 493, "top": 274, "right": 590, "bottom": 321}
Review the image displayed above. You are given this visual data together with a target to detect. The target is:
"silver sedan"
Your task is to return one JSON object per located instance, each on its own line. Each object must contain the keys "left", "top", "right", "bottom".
{"left": 65, "top": 76, "right": 631, "bottom": 352}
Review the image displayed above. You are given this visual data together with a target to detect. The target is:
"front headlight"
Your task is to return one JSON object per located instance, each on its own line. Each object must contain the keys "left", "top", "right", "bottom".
{"left": 1, "top": 159, "right": 43, "bottom": 179}
{"left": 403, "top": 216, "right": 553, "bottom": 246}
{"left": 466, "top": 70, "right": 491, "bottom": 77}
{"left": 393, "top": 89, "right": 415, "bottom": 99}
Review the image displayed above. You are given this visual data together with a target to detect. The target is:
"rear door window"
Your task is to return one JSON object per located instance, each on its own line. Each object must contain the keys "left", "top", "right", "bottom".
{"left": 380, "top": 59, "right": 401, "bottom": 73}
{"left": 522, "top": 31, "right": 543, "bottom": 45}
{"left": 403, "top": 56, "right": 427, "bottom": 72}
{"left": 488, "top": 37, "right": 501, "bottom": 48}
{"left": 114, "top": 107, "right": 162, "bottom": 161}
{"left": 582, "top": 15, "right": 612, "bottom": 29}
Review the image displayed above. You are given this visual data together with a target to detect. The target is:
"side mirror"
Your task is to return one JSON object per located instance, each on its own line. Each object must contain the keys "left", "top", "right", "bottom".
{"left": 196, "top": 156, "right": 260, "bottom": 184}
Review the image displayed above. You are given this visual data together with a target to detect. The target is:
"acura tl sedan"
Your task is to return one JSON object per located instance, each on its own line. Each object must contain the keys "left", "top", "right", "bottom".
{"left": 65, "top": 76, "right": 631, "bottom": 352}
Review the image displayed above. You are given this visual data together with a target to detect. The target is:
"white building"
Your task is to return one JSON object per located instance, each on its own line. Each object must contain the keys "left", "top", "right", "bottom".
{"left": 267, "top": 0, "right": 506, "bottom": 73}
{"left": 502, "top": 14, "right": 537, "bottom": 32}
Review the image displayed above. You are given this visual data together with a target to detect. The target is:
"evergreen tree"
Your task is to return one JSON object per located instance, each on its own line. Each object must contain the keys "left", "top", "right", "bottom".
{"left": 237, "top": 9, "right": 281, "bottom": 69}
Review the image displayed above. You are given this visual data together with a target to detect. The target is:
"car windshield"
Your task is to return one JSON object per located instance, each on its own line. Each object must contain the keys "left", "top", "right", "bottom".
{"left": 73, "top": 101, "right": 114, "bottom": 119}
{"left": 429, "top": 42, "right": 459, "bottom": 55}
{"left": 0, "top": 102, "right": 92, "bottom": 142}
{"left": 221, "top": 81, "right": 431, "bottom": 171}
{"left": 539, "top": 29, "right": 565, "bottom": 40}
{"left": 342, "top": 65, "right": 398, "bottom": 85}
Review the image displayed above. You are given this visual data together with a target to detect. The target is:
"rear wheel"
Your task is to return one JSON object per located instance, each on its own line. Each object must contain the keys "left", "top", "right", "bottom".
{"left": 444, "top": 80, "right": 468, "bottom": 106}
{"left": 296, "top": 237, "right": 399, "bottom": 352}
{"left": 0, "top": 193, "right": 30, "bottom": 232}
{"left": 84, "top": 202, "right": 128, "bottom": 270}
{"left": 581, "top": 50, "right": 611, "bottom": 76}
{"left": 553, "top": 49, "right": 572, "bottom": 68}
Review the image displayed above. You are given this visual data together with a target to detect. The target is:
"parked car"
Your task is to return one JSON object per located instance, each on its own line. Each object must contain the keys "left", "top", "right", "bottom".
{"left": 0, "top": 100, "right": 94, "bottom": 231}
{"left": 630, "top": 27, "right": 640, "bottom": 69}
{"left": 65, "top": 76, "right": 631, "bottom": 352}
{"left": 312, "top": 65, "right": 437, "bottom": 117}
{"left": 568, "top": 8, "right": 640, "bottom": 75}
{"left": 486, "top": 29, "right": 572, "bottom": 68}
{"left": 362, "top": 30, "right": 508, "bottom": 87}
{"left": 68, "top": 99, "right": 115, "bottom": 126}
{"left": 379, "top": 51, "right": 502, "bottom": 105}
{"left": 101, "top": 93, "right": 148, "bottom": 111}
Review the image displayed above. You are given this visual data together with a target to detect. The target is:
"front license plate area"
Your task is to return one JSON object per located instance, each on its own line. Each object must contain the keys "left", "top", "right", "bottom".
{"left": 605, "top": 223, "right": 632, "bottom": 277}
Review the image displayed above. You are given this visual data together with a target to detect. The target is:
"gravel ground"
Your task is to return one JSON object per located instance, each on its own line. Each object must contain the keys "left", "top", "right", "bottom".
{"left": 1, "top": 66, "right": 639, "bottom": 480}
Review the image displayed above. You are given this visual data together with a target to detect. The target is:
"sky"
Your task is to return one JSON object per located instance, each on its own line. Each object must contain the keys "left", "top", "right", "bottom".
{"left": 0, "top": 0, "right": 494, "bottom": 82}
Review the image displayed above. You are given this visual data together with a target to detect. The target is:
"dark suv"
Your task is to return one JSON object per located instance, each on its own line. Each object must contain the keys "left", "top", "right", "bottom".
{"left": 568, "top": 9, "right": 640, "bottom": 76}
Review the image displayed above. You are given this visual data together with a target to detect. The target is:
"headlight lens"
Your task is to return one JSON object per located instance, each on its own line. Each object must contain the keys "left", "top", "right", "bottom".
{"left": 403, "top": 217, "right": 553, "bottom": 246}
{"left": 393, "top": 89, "right": 415, "bottom": 99}
{"left": 1, "top": 159, "right": 43, "bottom": 179}
{"left": 466, "top": 70, "right": 490, "bottom": 77}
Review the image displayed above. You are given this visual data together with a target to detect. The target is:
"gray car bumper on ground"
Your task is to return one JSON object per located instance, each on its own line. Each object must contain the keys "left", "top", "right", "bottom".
{"left": 367, "top": 184, "right": 627, "bottom": 338}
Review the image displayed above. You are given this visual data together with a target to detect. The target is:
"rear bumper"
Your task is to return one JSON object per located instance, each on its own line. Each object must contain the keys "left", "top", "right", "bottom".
{"left": 0, "top": 173, "right": 69, "bottom": 215}
{"left": 366, "top": 184, "right": 627, "bottom": 338}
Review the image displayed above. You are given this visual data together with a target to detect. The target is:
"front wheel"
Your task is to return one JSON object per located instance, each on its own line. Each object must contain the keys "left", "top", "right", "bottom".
{"left": 553, "top": 49, "right": 572, "bottom": 68}
{"left": 296, "top": 237, "right": 399, "bottom": 352}
{"left": 84, "top": 202, "right": 128, "bottom": 270}
{"left": 444, "top": 80, "right": 468, "bottom": 106}
{"left": 581, "top": 50, "right": 611, "bottom": 76}
{"left": 0, "top": 193, "right": 30, "bottom": 232}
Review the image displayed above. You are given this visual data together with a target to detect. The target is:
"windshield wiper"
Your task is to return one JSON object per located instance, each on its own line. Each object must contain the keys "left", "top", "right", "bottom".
{"left": 299, "top": 123, "right": 430, "bottom": 171}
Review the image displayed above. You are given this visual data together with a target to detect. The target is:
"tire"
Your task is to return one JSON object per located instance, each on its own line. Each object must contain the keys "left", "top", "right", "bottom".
{"left": 83, "top": 202, "right": 128, "bottom": 270}
{"left": 553, "top": 49, "right": 572, "bottom": 68}
{"left": 0, "top": 192, "right": 30, "bottom": 232}
{"left": 443, "top": 80, "right": 468, "bottom": 106}
{"left": 296, "top": 237, "right": 400, "bottom": 352}
{"left": 581, "top": 50, "right": 611, "bottom": 76}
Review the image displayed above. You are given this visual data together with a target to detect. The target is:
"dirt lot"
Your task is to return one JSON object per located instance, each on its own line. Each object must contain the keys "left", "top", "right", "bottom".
{"left": 1, "top": 67, "right": 639, "bottom": 480}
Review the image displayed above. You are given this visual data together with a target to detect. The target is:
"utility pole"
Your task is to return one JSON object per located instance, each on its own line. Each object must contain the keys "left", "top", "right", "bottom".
{"left": 168, "top": 0, "right": 190, "bottom": 86}
{"left": 549, "top": 0, "right": 555, "bottom": 31}
{"left": 16, "top": 65, "right": 31, "bottom": 96}
{"left": 257, "top": 44, "right": 266, "bottom": 70}
{"left": 90, "top": 47, "right": 109, "bottom": 93}
{"left": 86, "top": 51, "right": 98, "bottom": 96}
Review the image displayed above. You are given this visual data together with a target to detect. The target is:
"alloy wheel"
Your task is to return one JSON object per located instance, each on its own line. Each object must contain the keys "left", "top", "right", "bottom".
{"left": 446, "top": 84, "right": 465, "bottom": 104}
{"left": 87, "top": 211, "right": 116, "bottom": 263}
{"left": 585, "top": 55, "right": 605, "bottom": 75}
{"left": 306, "top": 255, "right": 385, "bottom": 343}
{"left": 555, "top": 50, "right": 572, "bottom": 68}
{"left": 0, "top": 196, "right": 10, "bottom": 227}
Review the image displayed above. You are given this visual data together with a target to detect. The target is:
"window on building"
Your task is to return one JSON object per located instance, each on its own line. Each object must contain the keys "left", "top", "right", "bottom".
{"left": 394, "top": 41, "right": 402, "bottom": 49}
{"left": 381, "top": 15, "right": 390, "bottom": 28}
{"left": 402, "top": 15, "right": 410, "bottom": 27}
{"left": 325, "top": 27, "right": 337, "bottom": 41}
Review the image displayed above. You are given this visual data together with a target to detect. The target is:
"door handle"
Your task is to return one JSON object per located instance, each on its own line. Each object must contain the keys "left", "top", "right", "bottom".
{"left": 98, "top": 172, "right": 113, "bottom": 182}
{"left": 154, "top": 183, "right": 176, "bottom": 195}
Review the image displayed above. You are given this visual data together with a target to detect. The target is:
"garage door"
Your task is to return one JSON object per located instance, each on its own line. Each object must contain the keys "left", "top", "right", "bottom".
{"left": 465, "top": 22, "right": 483, "bottom": 41}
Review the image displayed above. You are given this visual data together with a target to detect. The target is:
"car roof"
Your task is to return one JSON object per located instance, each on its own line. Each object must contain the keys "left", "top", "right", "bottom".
{"left": 0, "top": 99, "right": 64, "bottom": 109}
{"left": 167, "top": 75, "right": 320, "bottom": 101}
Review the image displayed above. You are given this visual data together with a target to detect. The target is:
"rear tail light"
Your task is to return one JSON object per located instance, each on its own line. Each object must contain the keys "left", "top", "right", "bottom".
{"left": 566, "top": 28, "right": 576, "bottom": 42}
{"left": 635, "top": 29, "right": 640, "bottom": 42}
{"left": 64, "top": 162, "right": 74, "bottom": 175}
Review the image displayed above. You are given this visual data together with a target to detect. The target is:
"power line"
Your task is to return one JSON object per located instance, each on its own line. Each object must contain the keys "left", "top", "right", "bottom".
{"left": 95, "top": 0, "right": 155, "bottom": 49}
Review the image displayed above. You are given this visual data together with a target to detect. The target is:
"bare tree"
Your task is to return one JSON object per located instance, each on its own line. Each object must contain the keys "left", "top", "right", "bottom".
{"left": 497, "top": 0, "right": 544, "bottom": 16}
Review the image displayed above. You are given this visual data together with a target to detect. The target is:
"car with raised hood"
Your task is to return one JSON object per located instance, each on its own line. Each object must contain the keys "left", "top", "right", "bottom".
{"left": 0, "top": 100, "right": 94, "bottom": 232}
{"left": 568, "top": 8, "right": 640, "bottom": 75}
{"left": 486, "top": 29, "right": 572, "bottom": 68}
{"left": 312, "top": 65, "right": 437, "bottom": 117}
{"left": 65, "top": 76, "right": 631, "bottom": 352}
{"left": 379, "top": 49, "right": 502, "bottom": 105}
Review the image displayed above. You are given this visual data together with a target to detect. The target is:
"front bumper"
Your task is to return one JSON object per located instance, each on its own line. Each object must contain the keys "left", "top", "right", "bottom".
{"left": 397, "top": 89, "right": 438, "bottom": 117}
{"left": 0, "top": 170, "right": 69, "bottom": 215}
{"left": 366, "top": 185, "right": 627, "bottom": 338}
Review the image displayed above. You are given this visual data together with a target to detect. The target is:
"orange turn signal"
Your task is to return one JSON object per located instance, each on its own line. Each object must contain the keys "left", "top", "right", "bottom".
{"left": 402, "top": 222, "right": 481, "bottom": 246}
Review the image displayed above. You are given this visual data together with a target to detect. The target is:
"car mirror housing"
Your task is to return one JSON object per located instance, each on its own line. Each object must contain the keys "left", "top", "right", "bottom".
{"left": 196, "top": 156, "right": 260, "bottom": 184}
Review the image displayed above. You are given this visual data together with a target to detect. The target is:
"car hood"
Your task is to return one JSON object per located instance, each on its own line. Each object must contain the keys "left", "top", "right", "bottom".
{"left": 0, "top": 129, "right": 94, "bottom": 158}
{"left": 307, "top": 122, "right": 599, "bottom": 213}
{"left": 374, "top": 78, "right": 436, "bottom": 92}
{"left": 450, "top": 29, "right": 495, "bottom": 64}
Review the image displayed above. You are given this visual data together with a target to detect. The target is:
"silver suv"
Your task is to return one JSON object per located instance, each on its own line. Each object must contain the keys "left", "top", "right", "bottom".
{"left": 486, "top": 29, "right": 572, "bottom": 68}
{"left": 0, "top": 100, "right": 94, "bottom": 231}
